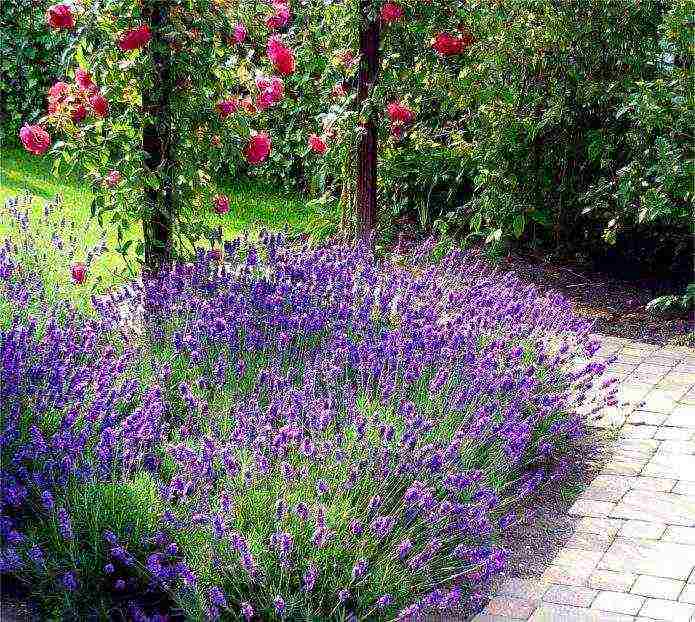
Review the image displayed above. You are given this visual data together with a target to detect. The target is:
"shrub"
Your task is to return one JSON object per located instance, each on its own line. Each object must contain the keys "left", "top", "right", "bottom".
{"left": 1, "top": 213, "right": 614, "bottom": 619}
{"left": 0, "top": 0, "right": 68, "bottom": 145}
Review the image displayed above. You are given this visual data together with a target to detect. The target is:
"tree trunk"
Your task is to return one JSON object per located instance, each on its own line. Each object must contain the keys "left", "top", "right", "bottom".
{"left": 142, "top": 1, "right": 173, "bottom": 273}
{"left": 356, "top": 1, "right": 379, "bottom": 239}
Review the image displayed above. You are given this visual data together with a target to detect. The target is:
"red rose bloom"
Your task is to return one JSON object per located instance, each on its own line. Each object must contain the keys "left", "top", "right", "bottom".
{"left": 75, "top": 69, "right": 94, "bottom": 90}
{"left": 71, "top": 262, "right": 87, "bottom": 285}
{"left": 19, "top": 124, "right": 51, "bottom": 155}
{"left": 387, "top": 101, "right": 414, "bottom": 123}
{"left": 380, "top": 2, "right": 404, "bottom": 22}
{"left": 267, "top": 37, "right": 295, "bottom": 76}
{"left": 432, "top": 32, "right": 473, "bottom": 56}
{"left": 331, "top": 83, "right": 347, "bottom": 98}
{"left": 245, "top": 132, "right": 271, "bottom": 165}
{"left": 71, "top": 104, "right": 87, "bottom": 122}
{"left": 118, "top": 26, "right": 151, "bottom": 51}
{"left": 216, "top": 99, "right": 240, "bottom": 118}
{"left": 89, "top": 93, "right": 109, "bottom": 117}
{"left": 308, "top": 134, "right": 327, "bottom": 154}
{"left": 213, "top": 195, "right": 230, "bottom": 215}
{"left": 46, "top": 3, "right": 74, "bottom": 29}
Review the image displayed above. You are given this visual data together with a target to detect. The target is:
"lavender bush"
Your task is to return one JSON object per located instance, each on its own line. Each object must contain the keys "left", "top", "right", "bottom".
{"left": 1, "top": 209, "right": 616, "bottom": 620}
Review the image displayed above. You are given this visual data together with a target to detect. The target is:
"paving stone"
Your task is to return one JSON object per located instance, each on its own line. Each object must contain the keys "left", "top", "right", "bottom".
{"left": 591, "top": 590, "right": 645, "bottom": 614}
{"left": 610, "top": 491, "right": 695, "bottom": 526}
{"left": 630, "top": 411, "right": 669, "bottom": 426}
{"left": 657, "top": 441, "right": 695, "bottom": 454}
{"left": 603, "top": 457, "right": 649, "bottom": 476}
{"left": 542, "top": 584, "right": 598, "bottom": 607}
{"left": 663, "top": 372, "right": 695, "bottom": 386}
{"left": 643, "top": 393, "right": 681, "bottom": 414}
{"left": 643, "top": 454, "right": 695, "bottom": 481}
{"left": 588, "top": 570, "right": 637, "bottom": 592}
{"left": 540, "top": 565, "right": 593, "bottom": 587}
{"left": 554, "top": 548, "right": 604, "bottom": 570}
{"left": 638, "top": 597, "right": 695, "bottom": 620}
{"left": 630, "top": 576, "right": 685, "bottom": 600}
{"left": 678, "top": 583, "right": 695, "bottom": 604}
{"left": 654, "top": 427, "right": 693, "bottom": 441}
{"left": 663, "top": 406, "right": 695, "bottom": 428}
{"left": 630, "top": 476, "right": 676, "bottom": 492}
{"left": 599, "top": 538, "right": 695, "bottom": 579}
{"left": 497, "top": 577, "right": 550, "bottom": 601}
{"left": 529, "top": 603, "right": 634, "bottom": 622}
{"left": 615, "top": 439, "right": 661, "bottom": 454}
{"left": 622, "top": 425, "right": 658, "bottom": 439}
{"left": 566, "top": 531, "right": 614, "bottom": 552}
{"left": 576, "top": 517, "right": 625, "bottom": 537}
{"left": 662, "top": 527, "right": 695, "bottom": 545}
{"left": 471, "top": 615, "right": 519, "bottom": 622}
{"left": 569, "top": 499, "right": 617, "bottom": 518}
{"left": 618, "top": 520, "right": 667, "bottom": 540}
{"left": 672, "top": 482, "right": 695, "bottom": 495}
{"left": 484, "top": 596, "right": 537, "bottom": 619}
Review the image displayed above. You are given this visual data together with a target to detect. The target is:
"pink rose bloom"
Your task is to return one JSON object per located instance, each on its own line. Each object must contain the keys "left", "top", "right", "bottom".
{"left": 89, "top": 93, "right": 109, "bottom": 117}
{"left": 245, "top": 132, "right": 271, "bottom": 165}
{"left": 118, "top": 25, "right": 151, "bottom": 51}
{"left": 265, "top": 2, "right": 290, "bottom": 30}
{"left": 339, "top": 51, "right": 355, "bottom": 67}
{"left": 71, "top": 262, "right": 87, "bottom": 285}
{"left": 380, "top": 2, "right": 404, "bottom": 22}
{"left": 75, "top": 69, "right": 94, "bottom": 90}
{"left": 387, "top": 101, "right": 414, "bottom": 123}
{"left": 267, "top": 37, "right": 295, "bottom": 76}
{"left": 19, "top": 125, "right": 51, "bottom": 155}
{"left": 308, "top": 134, "right": 327, "bottom": 154}
{"left": 233, "top": 23, "right": 247, "bottom": 43}
{"left": 48, "top": 82, "right": 70, "bottom": 114}
{"left": 255, "top": 75, "right": 284, "bottom": 110}
{"left": 46, "top": 4, "right": 74, "bottom": 29}
{"left": 105, "top": 170, "right": 121, "bottom": 187}
{"left": 216, "top": 98, "right": 240, "bottom": 118}
{"left": 213, "top": 195, "right": 230, "bottom": 215}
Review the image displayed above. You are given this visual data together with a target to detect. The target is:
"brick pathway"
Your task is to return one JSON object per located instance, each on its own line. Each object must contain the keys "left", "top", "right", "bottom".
{"left": 474, "top": 336, "right": 695, "bottom": 622}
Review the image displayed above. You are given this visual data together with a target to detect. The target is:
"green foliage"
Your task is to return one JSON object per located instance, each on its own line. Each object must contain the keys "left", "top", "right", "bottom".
{"left": 647, "top": 283, "right": 695, "bottom": 314}
{"left": 0, "top": 0, "right": 68, "bottom": 145}
{"left": 259, "top": 0, "right": 690, "bottom": 259}
{"left": 0, "top": 150, "right": 312, "bottom": 290}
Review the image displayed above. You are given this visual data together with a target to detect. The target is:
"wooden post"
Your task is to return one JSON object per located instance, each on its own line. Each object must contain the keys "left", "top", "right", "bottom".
{"left": 356, "top": 0, "right": 379, "bottom": 239}
{"left": 142, "top": 0, "right": 173, "bottom": 272}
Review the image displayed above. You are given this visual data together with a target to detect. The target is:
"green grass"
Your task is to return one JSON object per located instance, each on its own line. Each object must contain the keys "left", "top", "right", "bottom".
{"left": 0, "top": 147, "right": 311, "bottom": 288}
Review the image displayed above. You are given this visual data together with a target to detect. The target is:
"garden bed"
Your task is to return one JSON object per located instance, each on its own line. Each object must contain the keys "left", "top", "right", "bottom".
{"left": 0, "top": 231, "right": 615, "bottom": 620}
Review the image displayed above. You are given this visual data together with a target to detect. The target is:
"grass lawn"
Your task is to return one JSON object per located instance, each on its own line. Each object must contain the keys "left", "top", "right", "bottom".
{"left": 0, "top": 147, "right": 311, "bottom": 289}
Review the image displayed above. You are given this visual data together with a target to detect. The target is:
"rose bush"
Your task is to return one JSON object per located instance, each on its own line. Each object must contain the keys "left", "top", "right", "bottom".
{"left": 14, "top": 0, "right": 304, "bottom": 269}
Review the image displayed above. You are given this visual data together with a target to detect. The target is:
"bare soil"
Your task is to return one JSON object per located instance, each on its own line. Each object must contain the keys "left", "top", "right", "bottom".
{"left": 499, "top": 251, "right": 693, "bottom": 346}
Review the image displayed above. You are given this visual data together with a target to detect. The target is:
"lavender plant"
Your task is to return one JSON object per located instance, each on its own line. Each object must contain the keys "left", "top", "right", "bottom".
{"left": 1, "top": 217, "right": 616, "bottom": 620}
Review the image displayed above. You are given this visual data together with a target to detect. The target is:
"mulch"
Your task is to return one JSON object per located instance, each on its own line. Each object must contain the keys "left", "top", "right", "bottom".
{"left": 498, "top": 251, "right": 693, "bottom": 346}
